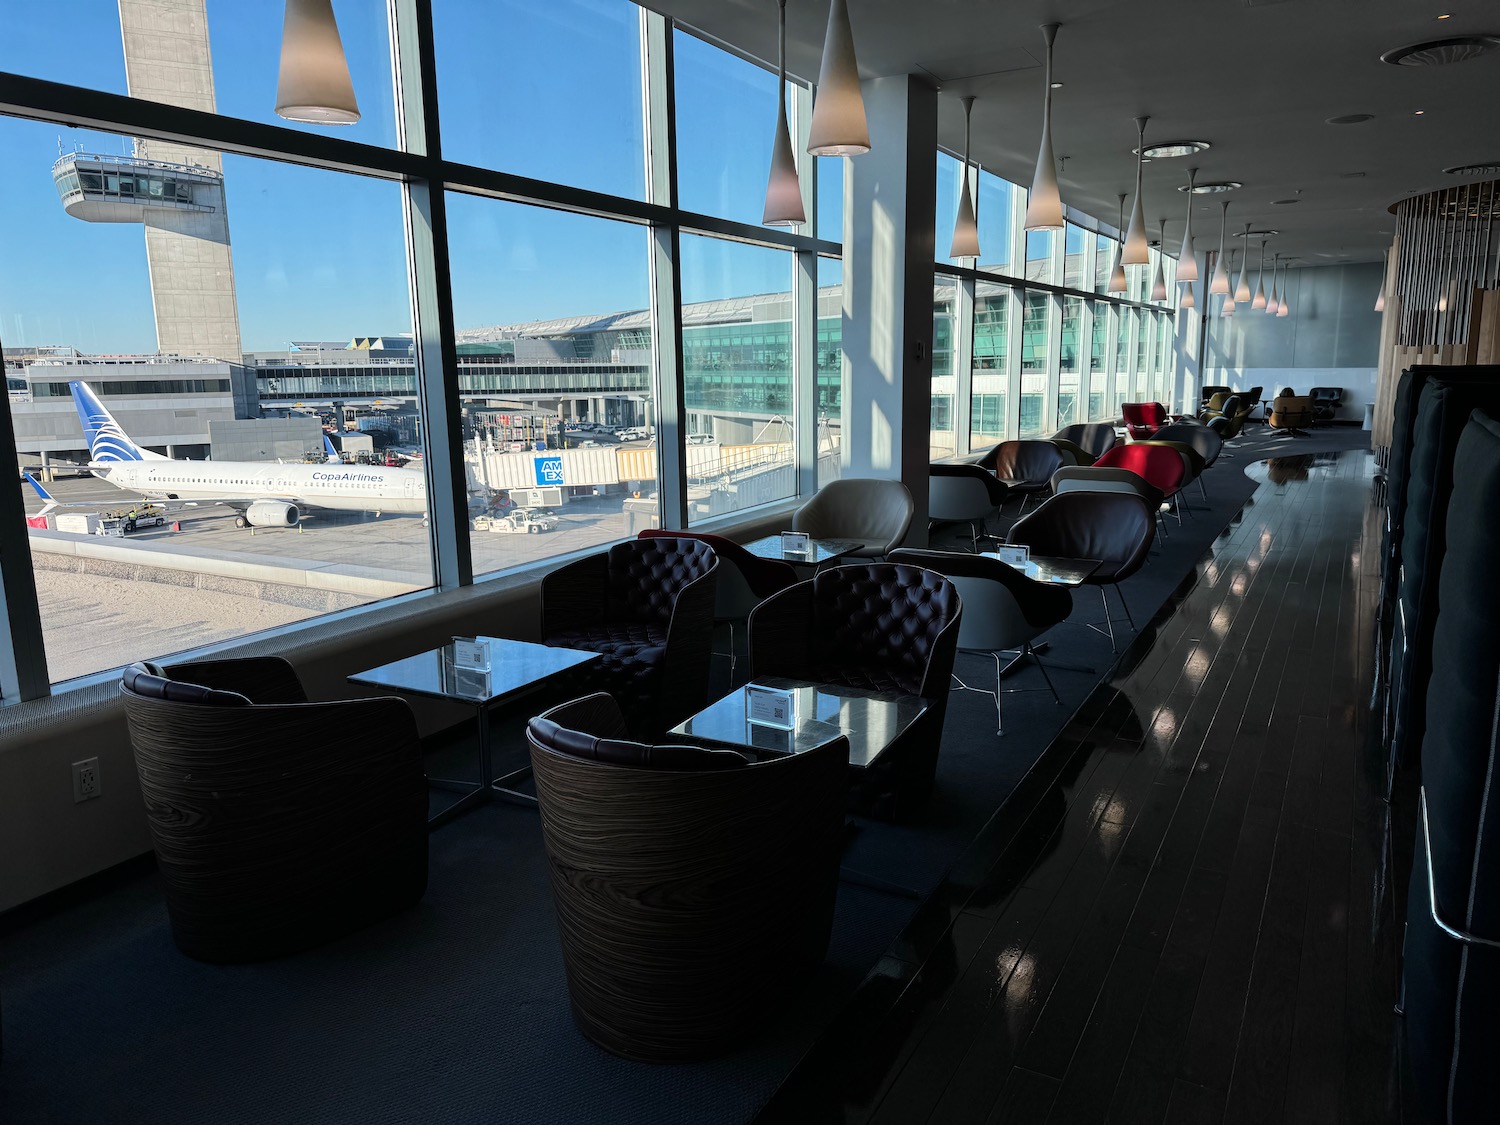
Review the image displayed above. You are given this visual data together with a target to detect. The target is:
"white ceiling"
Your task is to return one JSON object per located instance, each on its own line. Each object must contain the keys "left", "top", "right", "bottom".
{"left": 646, "top": 0, "right": 1500, "bottom": 267}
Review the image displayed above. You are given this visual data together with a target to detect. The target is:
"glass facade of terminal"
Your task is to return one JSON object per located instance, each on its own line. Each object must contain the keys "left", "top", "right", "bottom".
{"left": 0, "top": 0, "right": 1176, "bottom": 694}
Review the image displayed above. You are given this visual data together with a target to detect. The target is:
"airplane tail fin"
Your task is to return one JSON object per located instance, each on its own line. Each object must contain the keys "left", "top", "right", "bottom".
{"left": 324, "top": 434, "right": 341, "bottom": 463}
{"left": 69, "top": 381, "right": 166, "bottom": 463}
{"left": 23, "top": 472, "right": 58, "bottom": 515}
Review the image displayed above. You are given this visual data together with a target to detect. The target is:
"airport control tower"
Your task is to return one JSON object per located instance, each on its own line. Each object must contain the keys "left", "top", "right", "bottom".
{"left": 50, "top": 0, "right": 242, "bottom": 361}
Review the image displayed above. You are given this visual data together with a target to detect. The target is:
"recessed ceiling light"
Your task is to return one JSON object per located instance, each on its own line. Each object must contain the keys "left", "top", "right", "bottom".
{"left": 1050, "top": 81, "right": 1063, "bottom": 89}
{"left": 1271, "top": 198, "right": 1301, "bottom": 205}
{"left": 1339, "top": 171, "right": 1368, "bottom": 178}
{"left": 1414, "top": 109, "right": 1426, "bottom": 115}
{"left": 1178, "top": 180, "right": 1241, "bottom": 193}
{"left": 1446, "top": 162, "right": 1500, "bottom": 176}
{"left": 1134, "top": 140, "right": 1212, "bottom": 159}
{"left": 1326, "top": 113, "right": 1375, "bottom": 125}
{"left": 1381, "top": 36, "right": 1500, "bottom": 66}
{"left": 1437, "top": 13, "right": 1453, "bottom": 19}
{"left": 1233, "top": 229, "right": 1280, "bottom": 238}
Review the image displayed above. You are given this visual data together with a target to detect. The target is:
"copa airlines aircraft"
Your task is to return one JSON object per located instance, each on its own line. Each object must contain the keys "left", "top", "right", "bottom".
{"left": 65, "top": 380, "right": 428, "bottom": 528}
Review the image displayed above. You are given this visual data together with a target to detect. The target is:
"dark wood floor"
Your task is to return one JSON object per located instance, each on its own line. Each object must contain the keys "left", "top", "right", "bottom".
{"left": 763, "top": 449, "right": 1415, "bottom": 1124}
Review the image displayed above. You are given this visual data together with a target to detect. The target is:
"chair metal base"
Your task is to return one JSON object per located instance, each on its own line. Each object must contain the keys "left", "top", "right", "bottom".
{"left": 951, "top": 641, "right": 1063, "bottom": 735}
{"left": 1075, "top": 584, "right": 1137, "bottom": 653}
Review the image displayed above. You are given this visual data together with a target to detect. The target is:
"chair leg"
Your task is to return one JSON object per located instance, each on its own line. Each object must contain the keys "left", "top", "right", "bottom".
{"left": 991, "top": 651, "right": 1005, "bottom": 735}
{"left": 1099, "top": 585, "right": 1118, "bottom": 652}
{"left": 1113, "top": 583, "right": 1137, "bottom": 630}
{"left": 1197, "top": 475, "right": 1209, "bottom": 505}
{"left": 1026, "top": 642, "right": 1063, "bottom": 706}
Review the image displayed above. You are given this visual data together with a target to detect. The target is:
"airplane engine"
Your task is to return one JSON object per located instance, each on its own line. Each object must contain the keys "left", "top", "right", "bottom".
{"left": 244, "top": 500, "right": 300, "bottom": 528}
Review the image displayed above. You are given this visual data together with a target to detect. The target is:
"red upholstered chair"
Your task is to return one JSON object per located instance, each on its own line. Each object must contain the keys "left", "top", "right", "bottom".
{"left": 1121, "top": 401, "right": 1169, "bottom": 440}
{"left": 1094, "top": 442, "right": 1188, "bottom": 523}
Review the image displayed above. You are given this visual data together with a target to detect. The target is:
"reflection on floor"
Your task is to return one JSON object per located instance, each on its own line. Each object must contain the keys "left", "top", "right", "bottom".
{"left": 762, "top": 448, "right": 1414, "bottom": 1125}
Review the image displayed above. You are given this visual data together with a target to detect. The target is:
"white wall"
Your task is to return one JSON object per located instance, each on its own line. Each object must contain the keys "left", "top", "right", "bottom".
{"left": 1193, "top": 262, "right": 1382, "bottom": 420}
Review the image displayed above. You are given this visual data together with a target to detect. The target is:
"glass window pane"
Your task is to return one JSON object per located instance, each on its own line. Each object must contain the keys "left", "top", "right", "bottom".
{"left": 1089, "top": 301, "right": 1110, "bottom": 421}
{"left": 932, "top": 275, "right": 958, "bottom": 458}
{"left": 936, "top": 151, "right": 962, "bottom": 265}
{"left": 817, "top": 256, "right": 844, "bottom": 486}
{"left": 2, "top": 1, "right": 399, "bottom": 149}
{"left": 1064, "top": 224, "right": 1085, "bottom": 290}
{"left": 680, "top": 235, "right": 796, "bottom": 522}
{"left": 676, "top": 30, "right": 785, "bottom": 226}
{"left": 1115, "top": 307, "right": 1132, "bottom": 412}
{"left": 1095, "top": 234, "right": 1116, "bottom": 295}
{"left": 445, "top": 194, "right": 657, "bottom": 572}
{"left": 1019, "top": 290, "right": 1049, "bottom": 438}
{"left": 976, "top": 171, "right": 1014, "bottom": 276}
{"left": 1025, "top": 229, "right": 1057, "bottom": 286}
{"left": 817, "top": 155, "right": 844, "bottom": 243}
{"left": 970, "top": 280, "right": 1008, "bottom": 451}
{"left": 436, "top": 0, "right": 646, "bottom": 199}
{"left": 3, "top": 115, "right": 426, "bottom": 683}
{"left": 1057, "top": 296, "right": 1082, "bottom": 429}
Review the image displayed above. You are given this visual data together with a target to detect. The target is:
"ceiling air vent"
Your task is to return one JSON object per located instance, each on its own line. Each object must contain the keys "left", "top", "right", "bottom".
{"left": 1325, "top": 114, "right": 1373, "bottom": 125}
{"left": 1445, "top": 162, "right": 1500, "bottom": 177}
{"left": 1380, "top": 36, "right": 1500, "bottom": 67}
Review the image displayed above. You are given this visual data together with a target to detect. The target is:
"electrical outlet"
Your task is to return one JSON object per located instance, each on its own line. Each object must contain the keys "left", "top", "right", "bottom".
{"left": 72, "top": 757, "right": 101, "bottom": 803}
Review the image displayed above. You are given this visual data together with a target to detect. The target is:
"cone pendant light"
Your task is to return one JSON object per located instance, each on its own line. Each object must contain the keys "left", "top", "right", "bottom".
{"left": 1180, "top": 281, "right": 1196, "bottom": 309}
{"left": 1266, "top": 253, "right": 1281, "bottom": 315}
{"left": 1108, "top": 193, "right": 1128, "bottom": 294}
{"left": 1251, "top": 238, "right": 1268, "bottom": 310}
{"left": 1176, "top": 168, "right": 1199, "bottom": 282}
{"left": 1278, "top": 267, "right": 1292, "bottom": 317}
{"left": 1151, "top": 219, "right": 1168, "bottom": 301}
{"left": 275, "top": 0, "right": 361, "bottom": 124}
{"left": 1122, "top": 116, "right": 1150, "bottom": 265}
{"left": 762, "top": 0, "right": 806, "bottom": 226}
{"left": 1208, "top": 201, "right": 1231, "bottom": 295}
{"left": 807, "top": 0, "right": 870, "bottom": 156}
{"left": 1222, "top": 252, "right": 1237, "bottom": 317}
{"left": 1024, "top": 24, "right": 1065, "bottom": 231}
{"left": 1374, "top": 249, "right": 1388, "bottom": 312}
{"left": 950, "top": 97, "right": 980, "bottom": 258}
{"left": 1234, "top": 224, "right": 1253, "bottom": 303}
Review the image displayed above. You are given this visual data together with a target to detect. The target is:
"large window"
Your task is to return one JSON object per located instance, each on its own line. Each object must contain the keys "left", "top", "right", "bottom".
{"left": 932, "top": 276, "right": 959, "bottom": 458}
{"left": 970, "top": 280, "right": 1010, "bottom": 450}
{"left": 1057, "top": 296, "right": 1083, "bottom": 428}
{"left": 818, "top": 256, "right": 845, "bottom": 484}
{"left": 680, "top": 235, "right": 796, "bottom": 523}
{"left": 445, "top": 195, "right": 657, "bottom": 573}
{"left": 436, "top": 0, "right": 647, "bottom": 200}
{"left": 3, "top": 117, "right": 427, "bottom": 682}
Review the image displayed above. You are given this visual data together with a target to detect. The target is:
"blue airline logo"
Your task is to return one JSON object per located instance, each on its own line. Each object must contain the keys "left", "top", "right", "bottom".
{"left": 534, "top": 456, "right": 564, "bottom": 486}
{"left": 70, "top": 381, "right": 144, "bottom": 463}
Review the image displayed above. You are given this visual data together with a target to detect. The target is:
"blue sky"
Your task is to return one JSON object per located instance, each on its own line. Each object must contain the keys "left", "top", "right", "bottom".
{"left": 0, "top": 0, "right": 838, "bottom": 354}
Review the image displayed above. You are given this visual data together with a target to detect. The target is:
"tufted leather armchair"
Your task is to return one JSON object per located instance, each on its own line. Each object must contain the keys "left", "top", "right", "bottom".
{"left": 541, "top": 538, "right": 719, "bottom": 738}
{"left": 1008, "top": 491, "right": 1155, "bottom": 652}
{"left": 747, "top": 563, "right": 962, "bottom": 820}
{"left": 527, "top": 692, "right": 847, "bottom": 1061}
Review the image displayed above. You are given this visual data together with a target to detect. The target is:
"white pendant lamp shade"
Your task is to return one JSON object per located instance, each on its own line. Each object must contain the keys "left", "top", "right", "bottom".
{"left": 1122, "top": 116, "right": 1150, "bottom": 265}
{"left": 1222, "top": 298, "right": 1236, "bottom": 318}
{"left": 1180, "top": 283, "right": 1196, "bottom": 309}
{"left": 1151, "top": 219, "right": 1167, "bottom": 301}
{"left": 950, "top": 98, "right": 980, "bottom": 257}
{"left": 1209, "top": 202, "right": 1231, "bottom": 296}
{"left": 275, "top": 0, "right": 361, "bottom": 125}
{"left": 1024, "top": 24, "right": 1065, "bottom": 231}
{"left": 1374, "top": 289, "right": 1386, "bottom": 313}
{"left": 1234, "top": 225, "right": 1253, "bottom": 303}
{"left": 1175, "top": 168, "right": 1199, "bottom": 282}
{"left": 1251, "top": 239, "right": 1268, "bottom": 310}
{"left": 1266, "top": 254, "right": 1280, "bottom": 315}
{"left": 1107, "top": 194, "right": 1128, "bottom": 293}
{"left": 762, "top": 1, "right": 805, "bottom": 226}
{"left": 807, "top": 0, "right": 870, "bottom": 156}
{"left": 1278, "top": 275, "right": 1292, "bottom": 317}
{"left": 1375, "top": 249, "right": 1388, "bottom": 312}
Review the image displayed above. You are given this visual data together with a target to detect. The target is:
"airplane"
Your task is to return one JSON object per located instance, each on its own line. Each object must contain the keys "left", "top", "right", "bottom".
{"left": 48, "top": 380, "right": 428, "bottom": 528}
